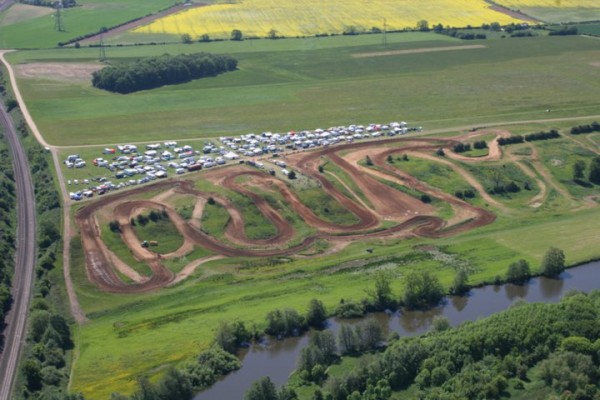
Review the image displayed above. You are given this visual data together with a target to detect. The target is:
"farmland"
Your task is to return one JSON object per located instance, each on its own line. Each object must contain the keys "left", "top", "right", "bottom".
{"left": 495, "top": 0, "right": 600, "bottom": 22}
{"left": 133, "top": 0, "right": 525, "bottom": 40}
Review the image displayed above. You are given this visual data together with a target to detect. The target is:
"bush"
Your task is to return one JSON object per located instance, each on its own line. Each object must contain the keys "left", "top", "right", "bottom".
{"left": 473, "top": 140, "right": 487, "bottom": 149}
{"left": 5, "top": 98, "right": 18, "bottom": 112}
{"left": 335, "top": 300, "right": 365, "bottom": 318}
{"left": 265, "top": 308, "right": 306, "bottom": 337}
{"left": 452, "top": 143, "right": 471, "bottom": 153}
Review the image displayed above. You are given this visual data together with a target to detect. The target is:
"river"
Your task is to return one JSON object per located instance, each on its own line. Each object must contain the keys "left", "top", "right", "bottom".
{"left": 195, "top": 261, "right": 600, "bottom": 400}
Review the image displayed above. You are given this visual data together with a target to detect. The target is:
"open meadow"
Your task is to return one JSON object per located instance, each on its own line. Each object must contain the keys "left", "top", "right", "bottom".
{"left": 6, "top": 34, "right": 600, "bottom": 147}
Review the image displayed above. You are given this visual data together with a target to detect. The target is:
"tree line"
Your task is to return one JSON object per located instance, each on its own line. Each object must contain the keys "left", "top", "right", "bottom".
{"left": 570, "top": 121, "right": 600, "bottom": 135}
{"left": 497, "top": 129, "right": 560, "bottom": 146}
{"left": 91, "top": 53, "right": 238, "bottom": 94}
{"left": 0, "top": 126, "right": 16, "bottom": 351}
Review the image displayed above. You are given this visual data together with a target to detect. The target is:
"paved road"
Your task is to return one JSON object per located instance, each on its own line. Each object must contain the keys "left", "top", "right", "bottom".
{"left": 0, "top": 92, "right": 37, "bottom": 398}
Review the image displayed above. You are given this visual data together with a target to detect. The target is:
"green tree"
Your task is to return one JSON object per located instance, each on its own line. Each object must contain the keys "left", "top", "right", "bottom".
{"left": 506, "top": 259, "right": 531, "bottom": 284}
{"left": 231, "top": 29, "right": 243, "bottom": 41}
{"left": 365, "top": 155, "right": 373, "bottom": 166}
{"left": 541, "top": 247, "right": 565, "bottom": 277}
{"left": 310, "top": 330, "right": 337, "bottom": 362}
{"left": 5, "top": 98, "right": 18, "bottom": 112}
{"left": 450, "top": 269, "right": 469, "bottom": 295}
{"left": 156, "top": 368, "right": 193, "bottom": 400}
{"left": 338, "top": 324, "right": 359, "bottom": 355}
{"left": 306, "top": 298, "right": 327, "bottom": 328}
{"left": 287, "top": 170, "right": 296, "bottom": 180}
{"left": 573, "top": 160, "right": 586, "bottom": 181}
{"left": 199, "top": 33, "right": 210, "bottom": 42}
{"left": 416, "top": 20, "right": 430, "bottom": 31}
{"left": 402, "top": 270, "right": 444, "bottom": 309}
{"left": 366, "top": 271, "right": 394, "bottom": 309}
{"left": 267, "top": 29, "right": 279, "bottom": 39}
{"left": 589, "top": 156, "right": 600, "bottom": 184}
{"left": 245, "top": 376, "right": 278, "bottom": 400}
{"left": 22, "top": 359, "right": 43, "bottom": 391}
{"left": 181, "top": 33, "right": 193, "bottom": 44}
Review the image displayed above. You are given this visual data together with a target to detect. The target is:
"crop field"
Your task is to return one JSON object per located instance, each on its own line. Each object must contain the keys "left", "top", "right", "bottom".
{"left": 133, "top": 0, "right": 525, "bottom": 40}
{"left": 495, "top": 0, "right": 600, "bottom": 22}
{"left": 65, "top": 126, "right": 600, "bottom": 397}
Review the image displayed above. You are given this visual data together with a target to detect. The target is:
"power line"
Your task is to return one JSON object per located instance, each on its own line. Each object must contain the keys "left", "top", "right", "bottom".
{"left": 54, "top": 0, "right": 65, "bottom": 32}
{"left": 99, "top": 33, "right": 107, "bottom": 62}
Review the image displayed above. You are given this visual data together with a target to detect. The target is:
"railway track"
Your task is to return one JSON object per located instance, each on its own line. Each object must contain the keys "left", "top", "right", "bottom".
{"left": 0, "top": 104, "right": 37, "bottom": 396}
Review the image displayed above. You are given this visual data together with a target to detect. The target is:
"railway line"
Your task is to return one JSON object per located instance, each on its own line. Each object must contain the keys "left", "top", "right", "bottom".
{"left": 0, "top": 92, "right": 37, "bottom": 400}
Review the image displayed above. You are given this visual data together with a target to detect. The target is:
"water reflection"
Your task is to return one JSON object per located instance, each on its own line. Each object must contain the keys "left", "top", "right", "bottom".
{"left": 540, "top": 276, "right": 564, "bottom": 298}
{"left": 195, "top": 261, "right": 600, "bottom": 400}
{"left": 505, "top": 282, "right": 529, "bottom": 300}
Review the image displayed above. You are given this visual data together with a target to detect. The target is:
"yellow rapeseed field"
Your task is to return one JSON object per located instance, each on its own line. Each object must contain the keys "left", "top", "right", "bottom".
{"left": 134, "top": 0, "right": 526, "bottom": 39}
{"left": 496, "top": 0, "right": 598, "bottom": 7}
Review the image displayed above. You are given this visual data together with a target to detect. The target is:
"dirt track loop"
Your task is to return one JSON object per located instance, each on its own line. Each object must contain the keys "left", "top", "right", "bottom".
{"left": 76, "top": 134, "right": 501, "bottom": 293}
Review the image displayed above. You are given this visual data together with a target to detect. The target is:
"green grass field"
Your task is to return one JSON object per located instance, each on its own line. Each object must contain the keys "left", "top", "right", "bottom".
{"left": 0, "top": 0, "right": 182, "bottom": 49}
{"left": 133, "top": 212, "right": 184, "bottom": 254}
{"left": 7, "top": 35, "right": 600, "bottom": 146}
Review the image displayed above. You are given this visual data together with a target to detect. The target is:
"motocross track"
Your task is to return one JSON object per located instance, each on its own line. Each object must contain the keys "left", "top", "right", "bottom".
{"left": 76, "top": 133, "right": 502, "bottom": 293}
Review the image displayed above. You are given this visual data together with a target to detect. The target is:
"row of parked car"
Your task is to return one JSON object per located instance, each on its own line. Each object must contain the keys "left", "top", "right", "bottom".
{"left": 65, "top": 120, "right": 419, "bottom": 200}
{"left": 217, "top": 121, "right": 420, "bottom": 154}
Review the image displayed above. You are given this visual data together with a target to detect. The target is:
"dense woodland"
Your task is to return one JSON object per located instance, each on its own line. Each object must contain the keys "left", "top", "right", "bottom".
{"left": 91, "top": 53, "right": 238, "bottom": 94}
{"left": 0, "top": 123, "right": 16, "bottom": 353}
{"left": 5, "top": 111, "right": 75, "bottom": 399}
